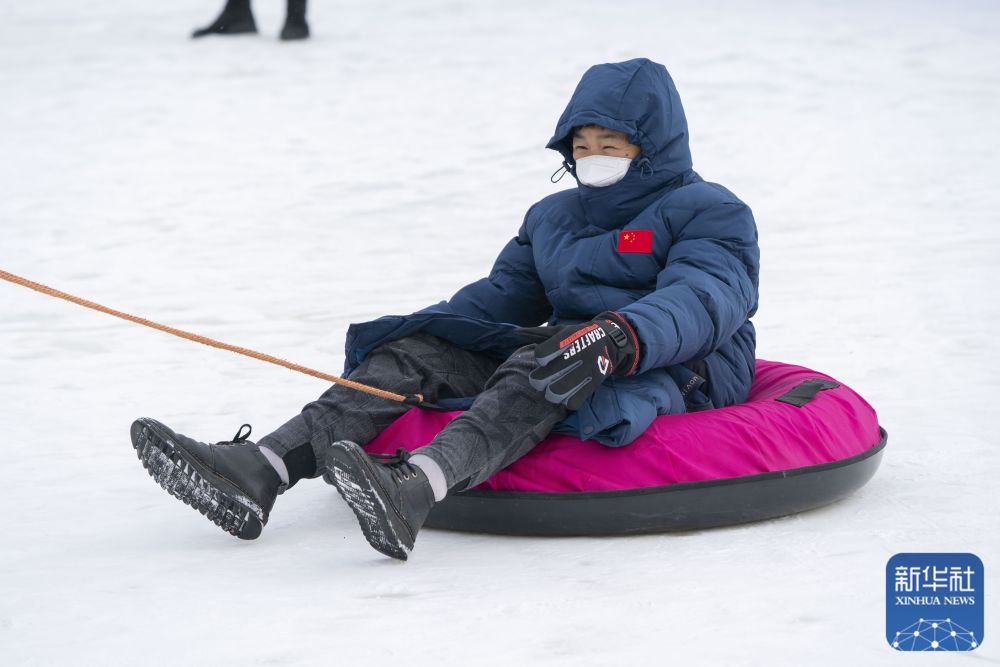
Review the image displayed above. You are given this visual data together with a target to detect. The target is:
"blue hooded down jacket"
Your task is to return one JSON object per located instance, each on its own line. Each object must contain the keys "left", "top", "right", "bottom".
{"left": 343, "top": 58, "right": 760, "bottom": 447}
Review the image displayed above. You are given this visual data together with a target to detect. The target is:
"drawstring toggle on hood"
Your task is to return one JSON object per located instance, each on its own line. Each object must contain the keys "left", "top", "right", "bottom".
{"left": 550, "top": 161, "right": 571, "bottom": 184}
{"left": 637, "top": 157, "right": 653, "bottom": 179}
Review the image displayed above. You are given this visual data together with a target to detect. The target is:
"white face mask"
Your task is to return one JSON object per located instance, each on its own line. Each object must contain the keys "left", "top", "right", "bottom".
{"left": 574, "top": 155, "right": 633, "bottom": 187}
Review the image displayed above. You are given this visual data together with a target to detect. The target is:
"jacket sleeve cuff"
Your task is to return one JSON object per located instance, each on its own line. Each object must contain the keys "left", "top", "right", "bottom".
{"left": 602, "top": 310, "right": 641, "bottom": 376}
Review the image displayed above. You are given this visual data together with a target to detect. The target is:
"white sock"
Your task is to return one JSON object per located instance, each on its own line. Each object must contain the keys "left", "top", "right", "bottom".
{"left": 259, "top": 446, "right": 290, "bottom": 486}
{"left": 409, "top": 454, "right": 448, "bottom": 502}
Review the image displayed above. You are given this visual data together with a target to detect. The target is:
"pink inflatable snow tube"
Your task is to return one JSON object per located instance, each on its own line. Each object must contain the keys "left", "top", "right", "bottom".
{"left": 364, "top": 359, "right": 883, "bottom": 493}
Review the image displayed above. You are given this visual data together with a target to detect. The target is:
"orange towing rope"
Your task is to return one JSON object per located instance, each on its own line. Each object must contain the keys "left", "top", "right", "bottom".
{"left": 0, "top": 268, "right": 428, "bottom": 407}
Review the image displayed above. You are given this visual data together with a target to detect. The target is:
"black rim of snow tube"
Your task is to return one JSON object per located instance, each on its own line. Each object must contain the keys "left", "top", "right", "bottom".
{"left": 425, "top": 427, "right": 888, "bottom": 536}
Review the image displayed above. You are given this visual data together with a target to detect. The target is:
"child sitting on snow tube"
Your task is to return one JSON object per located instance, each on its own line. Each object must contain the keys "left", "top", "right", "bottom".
{"left": 130, "top": 57, "right": 760, "bottom": 561}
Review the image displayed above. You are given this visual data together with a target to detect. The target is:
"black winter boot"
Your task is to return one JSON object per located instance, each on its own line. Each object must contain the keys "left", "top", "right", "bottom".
{"left": 323, "top": 443, "right": 435, "bottom": 561}
{"left": 279, "top": 0, "right": 310, "bottom": 40}
{"left": 130, "top": 418, "right": 281, "bottom": 539}
{"left": 192, "top": 0, "right": 258, "bottom": 38}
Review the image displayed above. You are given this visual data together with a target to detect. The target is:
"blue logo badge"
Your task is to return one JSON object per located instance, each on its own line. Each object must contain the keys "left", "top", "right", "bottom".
{"left": 886, "top": 553, "right": 983, "bottom": 651}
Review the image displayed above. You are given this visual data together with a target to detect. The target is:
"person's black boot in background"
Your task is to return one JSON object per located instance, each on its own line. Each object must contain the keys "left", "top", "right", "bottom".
{"left": 280, "top": 0, "right": 310, "bottom": 40}
{"left": 192, "top": 0, "right": 258, "bottom": 38}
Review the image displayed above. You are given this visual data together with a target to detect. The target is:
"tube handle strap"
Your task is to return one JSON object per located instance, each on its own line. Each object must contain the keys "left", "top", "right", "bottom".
{"left": 775, "top": 379, "right": 840, "bottom": 407}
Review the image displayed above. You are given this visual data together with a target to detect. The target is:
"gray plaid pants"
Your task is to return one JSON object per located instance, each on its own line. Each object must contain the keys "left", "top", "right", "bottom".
{"left": 258, "top": 333, "right": 568, "bottom": 491}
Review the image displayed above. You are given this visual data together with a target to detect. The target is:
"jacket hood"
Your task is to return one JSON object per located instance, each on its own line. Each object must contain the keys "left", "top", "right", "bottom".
{"left": 547, "top": 58, "right": 693, "bottom": 227}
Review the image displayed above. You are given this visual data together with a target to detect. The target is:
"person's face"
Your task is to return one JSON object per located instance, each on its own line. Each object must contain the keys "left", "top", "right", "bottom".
{"left": 571, "top": 125, "right": 641, "bottom": 161}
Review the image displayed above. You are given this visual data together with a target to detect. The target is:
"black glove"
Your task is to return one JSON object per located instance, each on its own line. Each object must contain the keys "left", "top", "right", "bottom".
{"left": 527, "top": 311, "right": 640, "bottom": 411}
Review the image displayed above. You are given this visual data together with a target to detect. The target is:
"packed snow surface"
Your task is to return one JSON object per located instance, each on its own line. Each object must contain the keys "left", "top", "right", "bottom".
{"left": 1, "top": 1, "right": 998, "bottom": 664}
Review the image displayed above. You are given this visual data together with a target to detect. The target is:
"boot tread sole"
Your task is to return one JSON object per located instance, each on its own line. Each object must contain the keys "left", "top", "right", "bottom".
{"left": 130, "top": 418, "right": 264, "bottom": 540}
{"left": 324, "top": 443, "right": 411, "bottom": 561}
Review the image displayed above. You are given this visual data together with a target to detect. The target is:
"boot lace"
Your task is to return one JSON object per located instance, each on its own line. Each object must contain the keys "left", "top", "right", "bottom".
{"left": 372, "top": 448, "right": 420, "bottom": 482}
{"left": 213, "top": 423, "right": 252, "bottom": 447}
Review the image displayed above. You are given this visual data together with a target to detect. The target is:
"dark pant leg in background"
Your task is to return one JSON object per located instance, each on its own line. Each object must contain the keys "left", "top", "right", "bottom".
{"left": 259, "top": 334, "right": 501, "bottom": 486}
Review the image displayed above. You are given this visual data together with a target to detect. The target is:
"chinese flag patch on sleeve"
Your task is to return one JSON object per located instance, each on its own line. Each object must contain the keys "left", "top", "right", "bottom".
{"left": 617, "top": 230, "right": 653, "bottom": 254}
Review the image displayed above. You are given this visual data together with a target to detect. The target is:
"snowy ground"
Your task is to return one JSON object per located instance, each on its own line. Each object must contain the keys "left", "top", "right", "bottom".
{"left": 2, "top": 0, "right": 998, "bottom": 664}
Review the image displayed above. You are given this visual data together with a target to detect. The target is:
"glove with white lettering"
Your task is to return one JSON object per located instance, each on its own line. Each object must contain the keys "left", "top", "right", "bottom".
{"left": 527, "top": 311, "right": 640, "bottom": 411}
